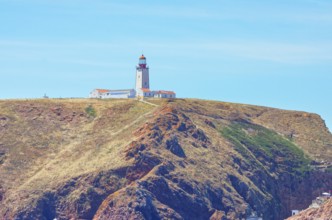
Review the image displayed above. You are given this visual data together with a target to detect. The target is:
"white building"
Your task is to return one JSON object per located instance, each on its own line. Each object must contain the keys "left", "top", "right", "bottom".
{"left": 291, "top": 210, "right": 299, "bottom": 216}
{"left": 90, "top": 54, "right": 176, "bottom": 99}
{"left": 103, "top": 89, "right": 135, "bottom": 99}
{"left": 154, "top": 90, "right": 176, "bottom": 98}
{"left": 89, "top": 89, "right": 135, "bottom": 99}
{"left": 137, "top": 88, "right": 154, "bottom": 98}
{"left": 89, "top": 89, "right": 110, "bottom": 99}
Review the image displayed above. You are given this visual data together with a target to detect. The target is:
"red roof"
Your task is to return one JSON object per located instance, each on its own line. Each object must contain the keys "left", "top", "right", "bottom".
{"left": 139, "top": 54, "right": 146, "bottom": 59}
{"left": 156, "top": 90, "right": 175, "bottom": 95}
{"left": 141, "top": 88, "right": 151, "bottom": 92}
{"left": 96, "top": 89, "right": 110, "bottom": 93}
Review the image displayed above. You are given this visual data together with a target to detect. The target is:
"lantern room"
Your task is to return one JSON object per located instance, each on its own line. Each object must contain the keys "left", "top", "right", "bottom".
{"left": 138, "top": 54, "right": 147, "bottom": 68}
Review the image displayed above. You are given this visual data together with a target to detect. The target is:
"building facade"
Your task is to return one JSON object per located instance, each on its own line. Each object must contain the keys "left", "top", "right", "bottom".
{"left": 154, "top": 90, "right": 176, "bottom": 98}
{"left": 89, "top": 89, "right": 135, "bottom": 99}
{"left": 89, "top": 89, "right": 110, "bottom": 99}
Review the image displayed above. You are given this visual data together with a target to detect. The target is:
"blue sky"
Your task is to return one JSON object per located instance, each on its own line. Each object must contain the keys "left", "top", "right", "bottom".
{"left": 0, "top": 0, "right": 331, "bottom": 131}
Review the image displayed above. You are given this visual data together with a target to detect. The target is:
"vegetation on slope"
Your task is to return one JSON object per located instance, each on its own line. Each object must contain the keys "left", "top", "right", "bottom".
{"left": 85, "top": 105, "right": 97, "bottom": 118}
{"left": 220, "top": 122, "right": 311, "bottom": 176}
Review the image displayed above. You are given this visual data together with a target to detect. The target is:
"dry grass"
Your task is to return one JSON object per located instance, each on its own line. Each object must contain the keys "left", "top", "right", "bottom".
{"left": 0, "top": 98, "right": 157, "bottom": 212}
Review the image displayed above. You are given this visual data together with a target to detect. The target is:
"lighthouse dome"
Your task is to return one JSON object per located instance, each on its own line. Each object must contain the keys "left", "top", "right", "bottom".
{"left": 138, "top": 54, "right": 147, "bottom": 67}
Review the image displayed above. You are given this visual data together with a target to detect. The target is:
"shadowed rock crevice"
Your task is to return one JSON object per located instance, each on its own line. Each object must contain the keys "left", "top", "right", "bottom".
{"left": 165, "top": 136, "right": 186, "bottom": 158}
{"left": 0, "top": 151, "right": 6, "bottom": 165}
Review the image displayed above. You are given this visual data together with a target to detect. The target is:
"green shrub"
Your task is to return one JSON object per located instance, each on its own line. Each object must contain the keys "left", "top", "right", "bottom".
{"left": 85, "top": 105, "right": 96, "bottom": 118}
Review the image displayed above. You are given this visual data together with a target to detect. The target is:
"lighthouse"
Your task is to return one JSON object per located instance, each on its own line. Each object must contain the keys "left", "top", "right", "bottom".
{"left": 135, "top": 54, "right": 151, "bottom": 97}
{"left": 89, "top": 54, "right": 176, "bottom": 99}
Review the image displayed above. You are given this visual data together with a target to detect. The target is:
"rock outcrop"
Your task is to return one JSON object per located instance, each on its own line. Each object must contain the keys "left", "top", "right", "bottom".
{"left": 287, "top": 197, "right": 332, "bottom": 220}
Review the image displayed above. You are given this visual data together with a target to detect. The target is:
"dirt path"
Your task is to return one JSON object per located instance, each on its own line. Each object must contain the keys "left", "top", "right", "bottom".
{"left": 139, "top": 99, "right": 159, "bottom": 107}
{"left": 111, "top": 103, "right": 158, "bottom": 136}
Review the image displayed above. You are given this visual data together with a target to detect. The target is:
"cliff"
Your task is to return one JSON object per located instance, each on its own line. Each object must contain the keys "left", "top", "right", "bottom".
{"left": 287, "top": 197, "right": 332, "bottom": 220}
{"left": 0, "top": 98, "right": 331, "bottom": 220}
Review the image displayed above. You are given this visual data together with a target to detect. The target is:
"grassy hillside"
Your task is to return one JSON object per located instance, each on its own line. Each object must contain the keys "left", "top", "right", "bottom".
{"left": 0, "top": 98, "right": 331, "bottom": 220}
{"left": 0, "top": 99, "right": 155, "bottom": 213}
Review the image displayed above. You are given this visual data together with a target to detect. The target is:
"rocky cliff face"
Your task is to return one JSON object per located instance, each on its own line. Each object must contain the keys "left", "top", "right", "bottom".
{"left": 0, "top": 99, "right": 331, "bottom": 220}
{"left": 287, "top": 197, "right": 332, "bottom": 220}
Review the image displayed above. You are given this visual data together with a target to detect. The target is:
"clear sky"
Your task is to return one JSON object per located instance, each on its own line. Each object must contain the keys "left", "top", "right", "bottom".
{"left": 0, "top": 0, "right": 331, "bottom": 131}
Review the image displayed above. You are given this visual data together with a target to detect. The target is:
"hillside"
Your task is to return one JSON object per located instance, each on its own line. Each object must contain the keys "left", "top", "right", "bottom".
{"left": 0, "top": 98, "right": 331, "bottom": 220}
{"left": 287, "top": 197, "right": 332, "bottom": 220}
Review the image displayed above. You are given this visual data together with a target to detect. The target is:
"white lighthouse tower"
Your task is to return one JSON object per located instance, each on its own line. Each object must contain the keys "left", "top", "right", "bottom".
{"left": 135, "top": 54, "right": 152, "bottom": 98}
